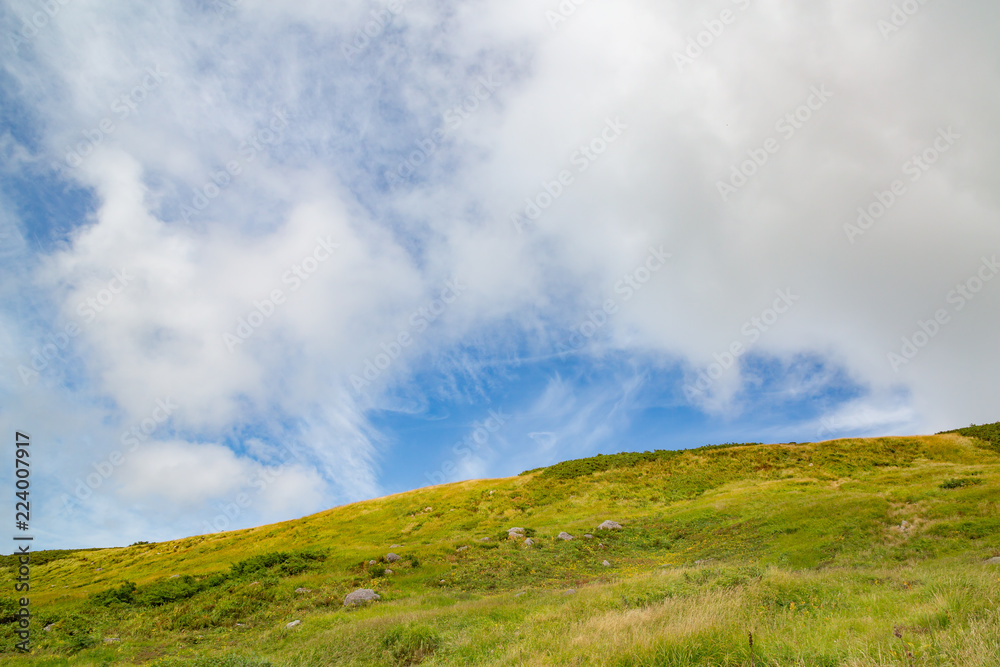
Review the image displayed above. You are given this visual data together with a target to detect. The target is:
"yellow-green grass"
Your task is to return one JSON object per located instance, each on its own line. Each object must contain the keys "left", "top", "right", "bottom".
{"left": 2, "top": 432, "right": 1000, "bottom": 665}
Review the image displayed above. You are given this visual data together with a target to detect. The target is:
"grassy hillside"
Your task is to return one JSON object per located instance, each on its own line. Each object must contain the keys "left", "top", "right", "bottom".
{"left": 3, "top": 429, "right": 1000, "bottom": 665}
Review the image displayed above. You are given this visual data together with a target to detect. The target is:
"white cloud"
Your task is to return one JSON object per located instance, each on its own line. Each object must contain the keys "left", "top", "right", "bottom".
{"left": 1, "top": 0, "right": 998, "bottom": 547}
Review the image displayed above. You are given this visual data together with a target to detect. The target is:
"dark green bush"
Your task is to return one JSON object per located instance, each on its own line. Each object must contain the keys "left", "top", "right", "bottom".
{"left": 381, "top": 624, "right": 442, "bottom": 665}
{"left": 0, "top": 597, "right": 18, "bottom": 624}
{"left": 60, "top": 614, "right": 97, "bottom": 654}
{"left": 939, "top": 477, "right": 983, "bottom": 490}
{"left": 91, "top": 580, "right": 137, "bottom": 605}
{"left": 230, "top": 550, "right": 326, "bottom": 579}
{"left": 137, "top": 575, "right": 215, "bottom": 606}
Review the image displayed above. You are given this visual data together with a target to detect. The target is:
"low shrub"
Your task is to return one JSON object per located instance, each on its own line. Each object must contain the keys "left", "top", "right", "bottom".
{"left": 939, "top": 477, "right": 983, "bottom": 489}
{"left": 381, "top": 624, "right": 442, "bottom": 665}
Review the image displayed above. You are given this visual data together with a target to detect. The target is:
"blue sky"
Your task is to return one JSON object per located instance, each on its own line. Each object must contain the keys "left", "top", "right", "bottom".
{"left": 1, "top": 0, "right": 998, "bottom": 549}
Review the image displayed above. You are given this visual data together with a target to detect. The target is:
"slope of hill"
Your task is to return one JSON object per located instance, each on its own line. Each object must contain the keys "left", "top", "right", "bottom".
{"left": 3, "top": 429, "right": 1000, "bottom": 665}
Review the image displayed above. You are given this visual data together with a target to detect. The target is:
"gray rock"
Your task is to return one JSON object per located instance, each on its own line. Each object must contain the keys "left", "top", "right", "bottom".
{"left": 286, "top": 620, "right": 301, "bottom": 629}
{"left": 986, "top": 557, "right": 1000, "bottom": 564}
{"left": 295, "top": 588, "right": 312, "bottom": 593}
{"left": 44, "top": 623, "right": 54, "bottom": 632}
{"left": 598, "top": 543, "right": 605, "bottom": 549}
{"left": 236, "top": 623, "right": 246, "bottom": 627}
{"left": 457, "top": 546, "right": 468, "bottom": 552}
{"left": 439, "top": 579, "right": 446, "bottom": 584}
{"left": 563, "top": 589, "right": 577, "bottom": 595}
{"left": 597, "top": 520, "right": 622, "bottom": 531}
{"left": 385, "top": 569, "right": 394, "bottom": 575}
{"left": 900, "top": 520, "right": 911, "bottom": 531}
{"left": 369, "top": 560, "right": 377, "bottom": 565}
{"left": 508, "top": 527, "right": 525, "bottom": 534}
{"left": 558, "top": 532, "right": 574, "bottom": 541}
{"left": 584, "top": 534, "right": 594, "bottom": 539}
{"left": 524, "top": 538, "right": 535, "bottom": 546}
{"left": 386, "top": 553, "right": 401, "bottom": 562}
{"left": 344, "top": 589, "right": 381, "bottom": 606}
{"left": 515, "top": 591, "right": 526, "bottom": 597}
{"left": 104, "top": 637, "right": 120, "bottom": 643}
{"left": 479, "top": 537, "right": 491, "bottom": 542}
{"left": 169, "top": 574, "right": 180, "bottom": 578}
{"left": 602, "top": 560, "right": 611, "bottom": 567}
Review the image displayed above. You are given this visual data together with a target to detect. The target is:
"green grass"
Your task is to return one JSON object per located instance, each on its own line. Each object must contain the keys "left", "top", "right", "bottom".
{"left": 3, "top": 426, "right": 1000, "bottom": 664}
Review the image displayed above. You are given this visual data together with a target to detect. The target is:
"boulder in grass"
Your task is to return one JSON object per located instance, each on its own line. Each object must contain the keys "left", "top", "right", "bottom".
{"left": 986, "top": 557, "right": 1000, "bottom": 565}
{"left": 286, "top": 620, "right": 301, "bottom": 629}
{"left": 524, "top": 538, "right": 535, "bottom": 546}
{"left": 386, "top": 553, "right": 401, "bottom": 563}
{"left": 558, "top": 532, "right": 574, "bottom": 541}
{"left": 597, "top": 520, "right": 622, "bottom": 531}
{"left": 602, "top": 560, "right": 610, "bottom": 567}
{"left": 385, "top": 569, "right": 394, "bottom": 575}
{"left": 456, "top": 546, "right": 468, "bottom": 552}
{"left": 295, "top": 588, "right": 312, "bottom": 594}
{"left": 344, "top": 589, "right": 381, "bottom": 606}
{"left": 584, "top": 534, "right": 594, "bottom": 539}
